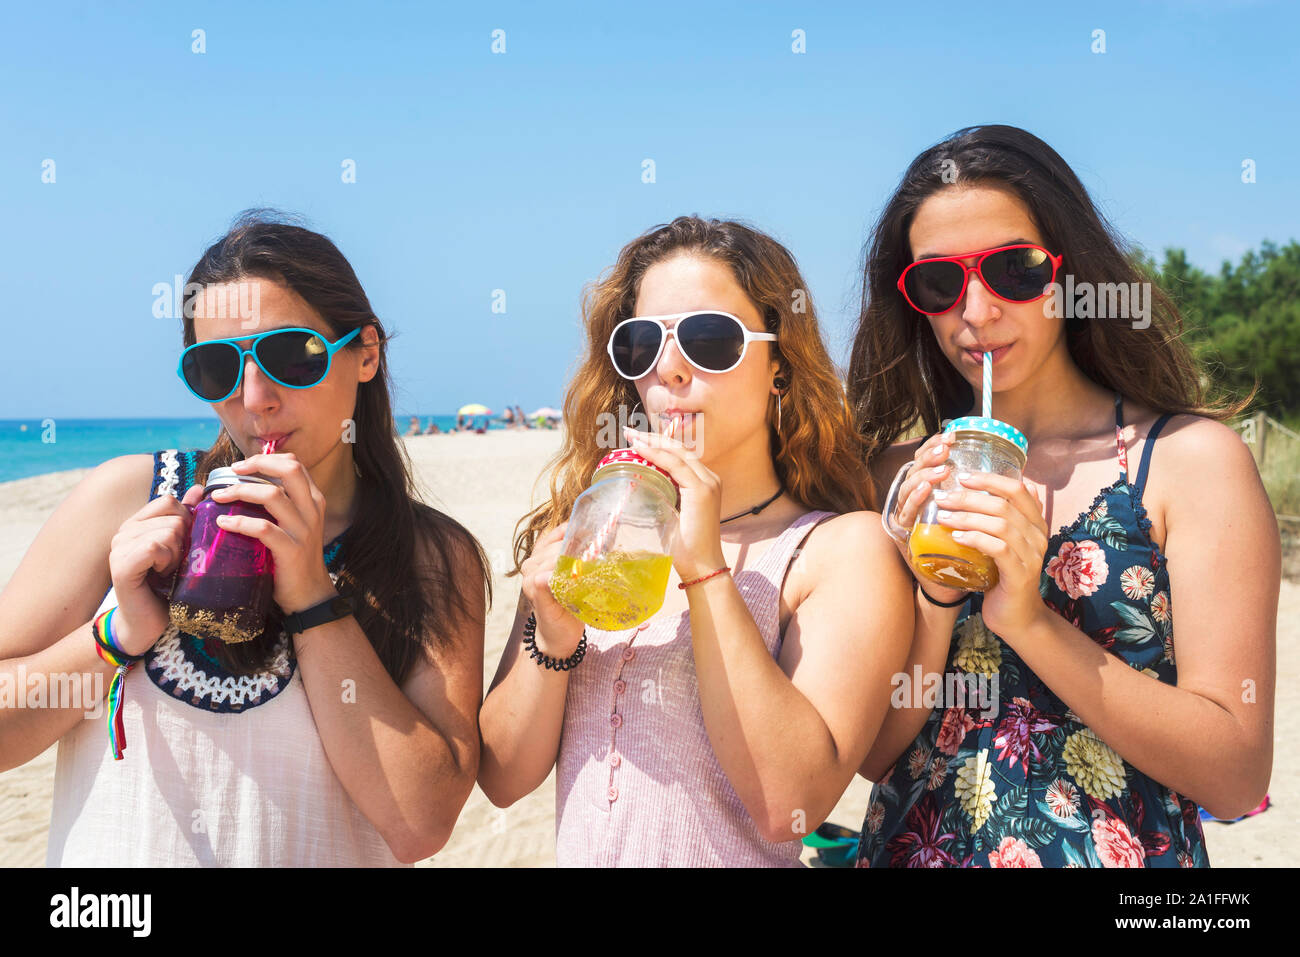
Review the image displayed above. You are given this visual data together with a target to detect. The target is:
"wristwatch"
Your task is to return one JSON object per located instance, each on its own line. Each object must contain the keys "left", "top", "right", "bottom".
{"left": 283, "top": 594, "right": 355, "bottom": 635}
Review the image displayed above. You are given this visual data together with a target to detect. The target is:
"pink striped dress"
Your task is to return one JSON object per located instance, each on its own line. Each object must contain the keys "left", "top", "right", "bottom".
{"left": 555, "top": 509, "right": 835, "bottom": 867}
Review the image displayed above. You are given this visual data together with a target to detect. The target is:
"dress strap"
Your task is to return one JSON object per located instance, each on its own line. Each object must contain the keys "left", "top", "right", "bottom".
{"left": 1134, "top": 413, "right": 1176, "bottom": 496}
{"left": 150, "top": 449, "right": 200, "bottom": 502}
{"left": 1113, "top": 392, "right": 1130, "bottom": 484}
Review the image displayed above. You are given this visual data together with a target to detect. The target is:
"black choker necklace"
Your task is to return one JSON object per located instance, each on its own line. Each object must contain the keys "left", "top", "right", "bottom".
{"left": 719, "top": 487, "right": 784, "bottom": 525}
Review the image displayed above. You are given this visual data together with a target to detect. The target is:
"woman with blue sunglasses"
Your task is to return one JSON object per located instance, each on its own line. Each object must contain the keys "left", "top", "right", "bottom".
{"left": 0, "top": 212, "right": 490, "bottom": 866}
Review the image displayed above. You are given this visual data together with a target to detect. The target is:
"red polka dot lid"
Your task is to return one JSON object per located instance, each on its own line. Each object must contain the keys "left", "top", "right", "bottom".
{"left": 595, "top": 449, "right": 680, "bottom": 499}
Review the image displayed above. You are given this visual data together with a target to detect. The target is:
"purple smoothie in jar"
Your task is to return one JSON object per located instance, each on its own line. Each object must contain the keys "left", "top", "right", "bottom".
{"left": 162, "top": 467, "right": 277, "bottom": 644}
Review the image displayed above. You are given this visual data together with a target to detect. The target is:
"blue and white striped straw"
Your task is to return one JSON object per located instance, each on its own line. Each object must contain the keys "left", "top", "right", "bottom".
{"left": 983, "top": 351, "right": 992, "bottom": 419}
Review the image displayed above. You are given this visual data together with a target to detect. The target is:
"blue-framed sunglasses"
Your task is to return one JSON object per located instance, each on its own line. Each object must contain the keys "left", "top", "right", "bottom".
{"left": 178, "top": 326, "right": 361, "bottom": 402}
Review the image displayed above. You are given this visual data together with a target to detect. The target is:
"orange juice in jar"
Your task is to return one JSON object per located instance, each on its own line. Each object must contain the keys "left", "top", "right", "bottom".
{"left": 883, "top": 417, "right": 1028, "bottom": 593}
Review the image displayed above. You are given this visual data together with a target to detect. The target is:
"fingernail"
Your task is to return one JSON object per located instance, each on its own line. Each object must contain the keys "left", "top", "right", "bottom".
{"left": 932, "top": 466, "right": 947, "bottom": 476}
{"left": 956, "top": 471, "right": 971, "bottom": 483}
{"left": 951, "top": 530, "right": 965, "bottom": 540}
{"left": 932, "top": 489, "right": 948, "bottom": 501}
{"left": 937, "top": 509, "right": 952, "bottom": 521}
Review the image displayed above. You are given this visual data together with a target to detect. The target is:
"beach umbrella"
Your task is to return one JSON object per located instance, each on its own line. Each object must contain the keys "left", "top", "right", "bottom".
{"left": 528, "top": 407, "right": 563, "bottom": 419}
{"left": 457, "top": 403, "right": 492, "bottom": 416}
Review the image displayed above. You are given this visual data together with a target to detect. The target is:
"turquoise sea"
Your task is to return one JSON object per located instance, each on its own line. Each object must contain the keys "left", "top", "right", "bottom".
{"left": 0, "top": 416, "right": 499, "bottom": 484}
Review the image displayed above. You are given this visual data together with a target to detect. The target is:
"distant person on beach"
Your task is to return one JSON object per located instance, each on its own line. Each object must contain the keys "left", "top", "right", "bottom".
{"left": 847, "top": 125, "right": 1277, "bottom": 867}
{"left": 405, "top": 415, "right": 421, "bottom": 436}
{"left": 478, "top": 216, "right": 914, "bottom": 866}
{"left": 502, "top": 406, "right": 515, "bottom": 428}
{"left": 0, "top": 213, "right": 489, "bottom": 867}
{"left": 516, "top": 405, "right": 531, "bottom": 429}
{"left": 425, "top": 420, "right": 441, "bottom": 435}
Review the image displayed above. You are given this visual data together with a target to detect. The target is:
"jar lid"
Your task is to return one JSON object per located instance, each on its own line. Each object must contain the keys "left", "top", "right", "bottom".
{"left": 205, "top": 467, "right": 277, "bottom": 491}
{"left": 943, "top": 416, "right": 1029, "bottom": 458}
{"left": 593, "top": 449, "right": 680, "bottom": 507}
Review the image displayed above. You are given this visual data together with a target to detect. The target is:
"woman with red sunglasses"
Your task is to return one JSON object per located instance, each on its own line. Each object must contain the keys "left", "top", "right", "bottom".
{"left": 478, "top": 216, "right": 914, "bottom": 866}
{"left": 846, "top": 125, "right": 1277, "bottom": 867}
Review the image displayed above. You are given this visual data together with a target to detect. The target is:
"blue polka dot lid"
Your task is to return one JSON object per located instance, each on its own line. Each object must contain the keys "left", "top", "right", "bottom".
{"left": 943, "top": 416, "right": 1029, "bottom": 459}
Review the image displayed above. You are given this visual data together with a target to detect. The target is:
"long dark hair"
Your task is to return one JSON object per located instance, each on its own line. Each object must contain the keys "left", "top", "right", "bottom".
{"left": 847, "top": 124, "right": 1252, "bottom": 461}
{"left": 513, "top": 215, "right": 875, "bottom": 571}
{"left": 182, "top": 210, "right": 490, "bottom": 680}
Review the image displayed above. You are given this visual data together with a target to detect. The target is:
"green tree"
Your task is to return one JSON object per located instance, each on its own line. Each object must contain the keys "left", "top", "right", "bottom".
{"left": 1147, "top": 240, "right": 1300, "bottom": 417}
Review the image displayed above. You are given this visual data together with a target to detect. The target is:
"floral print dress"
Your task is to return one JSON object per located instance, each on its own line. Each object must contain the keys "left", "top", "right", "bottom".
{"left": 857, "top": 394, "right": 1209, "bottom": 868}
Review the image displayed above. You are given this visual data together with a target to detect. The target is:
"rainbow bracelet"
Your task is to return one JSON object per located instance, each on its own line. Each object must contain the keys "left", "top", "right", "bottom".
{"left": 91, "top": 608, "right": 143, "bottom": 761}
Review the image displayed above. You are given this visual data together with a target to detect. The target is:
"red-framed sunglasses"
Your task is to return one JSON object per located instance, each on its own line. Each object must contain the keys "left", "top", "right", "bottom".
{"left": 897, "top": 243, "right": 1063, "bottom": 316}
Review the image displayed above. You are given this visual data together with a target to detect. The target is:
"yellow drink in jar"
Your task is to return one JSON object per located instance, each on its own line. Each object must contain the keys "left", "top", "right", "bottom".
{"left": 550, "top": 550, "right": 674, "bottom": 631}
{"left": 909, "top": 522, "right": 998, "bottom": 591}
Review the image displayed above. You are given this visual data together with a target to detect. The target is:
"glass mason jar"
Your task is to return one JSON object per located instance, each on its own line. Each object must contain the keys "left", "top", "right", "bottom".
{"left": 150, "top": 467, "right": 278, "bottom": 643}
{"left": 883, "top": 416, "right": 1029, "bottom": 592}
{"left": 549, "top": 449, "right": 680, "bottom": 631}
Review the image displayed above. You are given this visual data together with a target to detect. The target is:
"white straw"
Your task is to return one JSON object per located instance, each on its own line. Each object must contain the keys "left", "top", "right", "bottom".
{"left": 982, "top": 351, "right": 992, "bottom": 419}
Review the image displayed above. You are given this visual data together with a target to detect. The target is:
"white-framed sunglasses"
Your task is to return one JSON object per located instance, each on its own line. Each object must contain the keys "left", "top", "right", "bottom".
{"left": 606, "top": 311, "right": 778, "bottom": 380}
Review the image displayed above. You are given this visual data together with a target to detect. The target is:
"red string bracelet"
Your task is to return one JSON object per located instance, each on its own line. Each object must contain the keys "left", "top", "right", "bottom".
{"left": 678, "top": 566, "right": 731, "bottom": 590}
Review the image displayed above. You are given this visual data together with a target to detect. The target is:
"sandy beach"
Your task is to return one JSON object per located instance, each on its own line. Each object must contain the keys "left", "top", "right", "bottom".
{"left": 0, "top": 429, "right": 1293, "bottom": 867}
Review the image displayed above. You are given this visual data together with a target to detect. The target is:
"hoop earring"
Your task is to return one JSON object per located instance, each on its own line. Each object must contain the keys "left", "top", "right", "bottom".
{"left": 772, "top": 377, "right": 787, "bottom": 437}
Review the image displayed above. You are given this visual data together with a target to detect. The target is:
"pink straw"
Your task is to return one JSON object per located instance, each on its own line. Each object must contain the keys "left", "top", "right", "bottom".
{"left": 209, "top": 437, "right": 275, "bottom": 562}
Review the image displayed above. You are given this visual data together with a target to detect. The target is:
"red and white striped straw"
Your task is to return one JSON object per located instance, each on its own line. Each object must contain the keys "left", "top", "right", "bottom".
{"left": 575, "top": 415, "right": 675, "bottom": 568}
{"left": 579, "top": 476, "right": 636, "bottom": 566}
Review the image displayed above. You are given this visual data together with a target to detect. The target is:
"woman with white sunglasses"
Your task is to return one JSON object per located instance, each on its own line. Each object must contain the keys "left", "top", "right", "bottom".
{"left": 477, "top": 216, "right": 914, "bottom": 866}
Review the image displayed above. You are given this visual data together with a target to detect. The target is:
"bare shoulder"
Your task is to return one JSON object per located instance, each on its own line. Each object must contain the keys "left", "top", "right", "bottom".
{"left": 60, "top": 453, "right": 158, "bottom": 525}
{"left": 0, "top": 453, "right": 155, "bottom": 658}
{"left": 788, "top": 509, "right": 911, "bottom": 604}
{"left": 1149, "top": 414, "right": 1261, "bottom": 486}
{"left": 32, "top": 452, "right": 156, "bottom": 564}
{"left": 1137, "top": 412, "right": 1274, "bottom": 551}
{"left": 800, "top": 509, "right": 895, "bottom": 556}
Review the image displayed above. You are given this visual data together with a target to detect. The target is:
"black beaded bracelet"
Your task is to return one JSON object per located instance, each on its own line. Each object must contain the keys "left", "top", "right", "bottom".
{"left": 522, "top": 612, "right": 588, "bottom": 671}
{"left": 916, "top": 581, "right": 970, "bottom": 609}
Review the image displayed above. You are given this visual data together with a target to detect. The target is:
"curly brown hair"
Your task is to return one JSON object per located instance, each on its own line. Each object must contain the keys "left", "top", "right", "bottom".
{"left": 512, "top": 215, "right": 876, "bottom": 573}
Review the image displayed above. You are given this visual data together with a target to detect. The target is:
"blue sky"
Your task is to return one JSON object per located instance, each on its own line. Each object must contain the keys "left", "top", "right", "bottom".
{"left": 2, "top": 0, "right": 1296, "bottom": 419}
